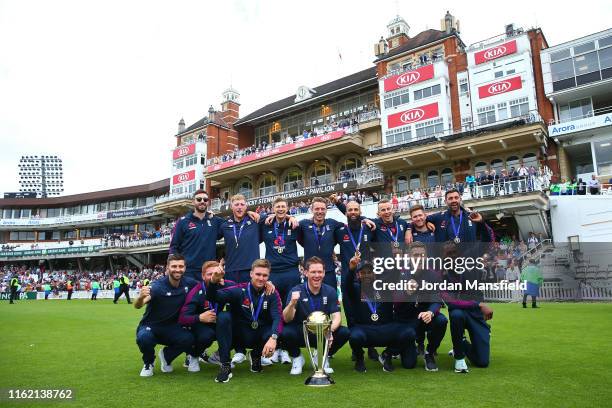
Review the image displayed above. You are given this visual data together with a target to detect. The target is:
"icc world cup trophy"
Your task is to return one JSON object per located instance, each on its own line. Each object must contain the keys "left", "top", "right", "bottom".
{"left": 303, "top": 311, "right": 334, "bottom": 386}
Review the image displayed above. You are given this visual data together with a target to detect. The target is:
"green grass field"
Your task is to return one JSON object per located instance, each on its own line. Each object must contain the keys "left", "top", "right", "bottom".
{"left": 1, "top": 300, "right": 611, "bottom": 408}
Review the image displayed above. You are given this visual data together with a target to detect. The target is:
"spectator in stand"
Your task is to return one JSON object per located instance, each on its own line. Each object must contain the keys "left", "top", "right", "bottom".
{"left": 577, "top": 178, "right": 587, "bottom": 195}
{"left": 527, "top": 232, "right": 539, "bottom": 250}
{"left": 587, "top": 174, "right": 601, "bottom": 195}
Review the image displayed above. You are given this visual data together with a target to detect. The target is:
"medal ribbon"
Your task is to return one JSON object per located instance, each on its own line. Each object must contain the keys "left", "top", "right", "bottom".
{"left": 387, "top": 221, "right": 399, "bottom": 243}
{"left": 304, "top": 284, "right": 322, "bottom": 312}
{"left": 232, "top": 217, "right": 248, "bottom": 247}
{"left": 202, "top": 283, "right": 218, "bottom": 313}
{"left": 346, "top": 222, "right": 364, "bottom": 254}
{"left": 247, "top": 283, "right": 265, "bottom": 323}
{"left": 312, "top": 222, "right": 325, "bottom": 250}
{"left": 450, "top": 212, "right": 463, "bottom": 241}
{"left": 274, "top": 220, "right": 287, "bottom": 246}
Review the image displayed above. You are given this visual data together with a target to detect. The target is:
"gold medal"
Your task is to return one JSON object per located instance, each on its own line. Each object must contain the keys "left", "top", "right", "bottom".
{"left": 251, "top": 321, "right": 259, "bottom": 330}
{"left": 355, "top": 250, "right": 361, "bottom": 258}
{"left": 371, "top": 313, "right": 379, "bottom": 321}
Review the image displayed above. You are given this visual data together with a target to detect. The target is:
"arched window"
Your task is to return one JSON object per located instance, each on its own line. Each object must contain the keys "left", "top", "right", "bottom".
{"left": 311, "top": 162, "right": 332, "bottom": 186}
{"left": 427, "top": 170, "right": 439, "bottom": 188}
{"left": 397, "top": 176, "right": 409, "bottom": 193}
{"left": 506, "top": 155, "right": 520, "bottom": 171}
{"left": 522, "top": 152, "right": 537, "bottom": 169}
{"left": 235, "top": 179, "right": 253, "bottom": 199}
{"left": 490, "top": 159, "right": 504, "bottom": 174}
{"left": 339, "top": 157, "right": 363, "bottom": 172}
{"left": 441, "top": 168, "right": 453, "bottom": 186}
{"left": 259, "top": 175, "right": 277, "bottom": 197}
{"left": 475, "top": 161, "right": 488, "bottom": 174}
{"left": 409, "top": 174, "right": 421, "bottom": 191}
{"left": 283, "top": 168, "right": 303, "bottom": 191}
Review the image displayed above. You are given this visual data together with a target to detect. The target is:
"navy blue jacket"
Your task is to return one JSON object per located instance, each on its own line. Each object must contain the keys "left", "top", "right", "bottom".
{"left": 298, "top": 218, "right": 341, "bottom": 272}
{"left": 139, "top": 276, "right": 198, "bottom": 326}
{"left": 334, "top": 221, "right": 375, "bottom": 274}
{"left": 169, "top": 211, "right": 224, "bottom": 276}
{"left": 178, "top": 279, "right": 235, "bottom": 326}
{"left": 207, "top": 282, "right": 284, "bottom": 336}
{"left": 427, "top": 208, "right": 494, "bottom": 243}
{"left": 261, "top": 219, "right": 299, "bottom": 272}
{"left": 285, "top": 283, "right": 340, "bottom": 323}
{"left": 221, "top": 217, "right": 261, "bottom": 273}
{"left": 342, "top": 264, "right": 393, "bottom": 326}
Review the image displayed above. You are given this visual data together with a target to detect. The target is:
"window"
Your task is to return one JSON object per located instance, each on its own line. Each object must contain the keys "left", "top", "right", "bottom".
{"left": 21, "top": 209, "right": 31, "bottom": 218}
{"left": 384, "top": 88, "right": 410, "bottom": 108}
{"left": 497, "top": 102, "right": 508, "bottom": 121}
{"left": 550, "top": 48, "right": 571, "bottom": 62}
{"left": 414, "top": 84, "right": 441, "bottom": 101}
{"left": 594, "top": 138, "right": 612, "bottom": 176}
{"left": 174, "top": 159, "right": 184, "bottom": 169}
{"left": 259, "top": 175, "right": 277, "bottom": 196}
{"left": 574, "top": 41, "right": 595, "bottom": 55}
{"left": 415, "top": 118, "right": 444, "bottom": 138}
{"left": 311, "top": 163, "right": 332, "bottom": 186}
{"left": 559, "top": 98, "right": 592, "bottom": 122}
{"left": 491, "top": 159, "right": 504, "bottom": 174}
{"left": 283, "top": 168, "right": 303, "bottom": 191}
{"left": 236, "top": 180, "right": 253, "bottom": 199}
{"left": 185, "top": 156, "right": 197, "bottom": 167}
{"left": 459, "top": 79, "right": 469, "bottom": 94}
{"left": 506, "top": 155, "right": 520, "bottom": 170}
{"left": 475, "top": 161, "right": 488, "bottom": 174}
{"left": 509, "top": 97, "right": 529, "bottom": 118}
{"left": 339, "top": 157, "right": 362, "bottom": 172}
{"left": 427, "top": 170, "right": 439, "bottom": 188}
{"left": 551, "top": 59, "right": 575, "bottom": 81}
{"left": 440, "top": 168, "right": 453, "bottom": 186}
{"left": 506, "top": 69, "right": 516, "bottom": 75}
{"left": 494, "top": 71, "right": 503, "bottom": 78}
{"left": 385, "top": 126, "right": 412, "bottom": 145}
{"left": 397, "top": 176, "right": 409, "bottom": 193}
{"left": 477, "top": 105, "right": 496, "bottom": 125}
{"left": 409, "top": 174, "right": 421, "bottom": 191}
{"left": 522, "top": 153, "right": 538, "bottom": 169}
{"left": 574, "top": 51, "right": 600, "bottom": 74}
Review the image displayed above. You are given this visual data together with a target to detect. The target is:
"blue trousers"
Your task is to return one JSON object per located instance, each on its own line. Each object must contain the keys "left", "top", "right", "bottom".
{"left": 185, "top": 268, "right": 203, "bottom": 282}
{"left": 225, "top": 269, "right": 251, "bottom": 284}
{"left": 449, "top": 308, "right": 490, "bottom": 367}
{"left": 414, "top": 314, "right": 448, "bottom": 353}
{"left": 216, "top": 314, "right": 273, "bottom": 361}
{"left": 323, "top": 270, "right": 337, "bottom": 289}
{"left": 349, "top": 323, "right": 415, "bottom": 360}
{"left": 282, "top": 323, "right": 350, "bottom": 358}
{"left": 136, "top": 324, "right": 194, "bottom": 365}
{"left": 269, "top": 268, "right": 301, "bottom": 307}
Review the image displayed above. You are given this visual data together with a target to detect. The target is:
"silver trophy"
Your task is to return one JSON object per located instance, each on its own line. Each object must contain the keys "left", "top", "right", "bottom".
{"left": 303, "top": 311, "right": 334, "bottom": 386}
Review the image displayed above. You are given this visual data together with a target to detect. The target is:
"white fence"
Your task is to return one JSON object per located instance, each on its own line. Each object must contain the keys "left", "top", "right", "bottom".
{"left": 484, "top": 281, "right": 612, "bottom": 302}
{"left": 35, "top": 289, "right": 141, "bottom": 300}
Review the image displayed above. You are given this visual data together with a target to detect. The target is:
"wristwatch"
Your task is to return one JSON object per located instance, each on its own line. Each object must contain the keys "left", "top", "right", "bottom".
{"left": 270, "top": 333, "right": 278, "bottom": 340}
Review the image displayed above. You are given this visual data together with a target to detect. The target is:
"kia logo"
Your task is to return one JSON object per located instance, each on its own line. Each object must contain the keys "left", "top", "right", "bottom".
{"left": 177, "top": 173, "right": 190, "bottom": 182}
{"left": 400, "top": 108, "right": 425, "bottom": 124}
{"left": 396, "top": 71, "right": 421, "bottom": 87}
{"left": 484, "top": 46, "right": 507, "bottom": 60}
{"left": 177, "top": 147, "right": 190, "bottom": 156}
{"left": 321, "top": 135, "right": 331, "bottom": 141}
{"left": 487, "top": 81, "right": 512, "bottom": 95}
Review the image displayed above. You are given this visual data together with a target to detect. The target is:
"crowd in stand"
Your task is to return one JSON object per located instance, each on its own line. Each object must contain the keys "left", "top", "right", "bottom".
{"left": 549, "top": 174, "right": 611, "bottom": 195}
{"left": 102, "top": 224, "right": 174, "bottom": 248}
{"left": 205, "top": 108, "right": 379, "bottom": 166}
{"left": 0, "top": 264, "right": 167, "bottom": 293}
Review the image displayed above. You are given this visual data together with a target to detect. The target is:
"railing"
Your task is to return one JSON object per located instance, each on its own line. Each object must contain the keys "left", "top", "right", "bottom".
{"left": 358, "top": 109, "right": 380, "bottom": 123}
{"left": 484, "top": 280, "right": 612, "bottom": 302}
{"left": 548, "top": 105, "right": 612, "bottom": 125}
{"left": 155, "top": 192, "right": 192, "bottom": 204}
{"left": 371, "top": 109, "right": 544, "bottom": 155}
{"left": 517, "top": 239, "right": 553, "bottom": 265}
{"left": 101, "top": 235, "right": 171, "bottom": 249}
{"left": 466, "top": 27, "right": 525, "bottom": 52}
{"left": 380, "top": 58, "right": 443, "bottom": 81}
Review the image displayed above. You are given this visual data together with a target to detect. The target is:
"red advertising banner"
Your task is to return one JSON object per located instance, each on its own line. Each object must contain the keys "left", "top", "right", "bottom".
{"left": 383, "top": 64, "right": 435, "bottom": 92}
{"left": 206, "top": 130, "right": 345, "bottom": 173}
{"left": 478, "top": 76, "right": 522, "bottom": 99}
{"left": 172, "top": 170, "right": 196, "bottom": 185}
{"left": 474, "top": 40, "right": 518, "bottom": 64}
{"left": 387, "top": 102, "right": 439, "bottom": 129}
{"left": 173, "top": 143, "right": 196, "bottom": 160}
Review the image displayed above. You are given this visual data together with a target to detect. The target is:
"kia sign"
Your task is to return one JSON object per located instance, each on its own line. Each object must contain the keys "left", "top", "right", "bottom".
{"left": 387, "top": 103, "right": 439, "bottom": 129}
{"left": 172, "top": 143, "right": 196, "bottom": 160}
{"left": 172, "top": 170, "right": 196, "bottom": 185}
{"left": 206, "top": 130, "right": 345, "bottom": 173}
{"left": 478, "top": 76, "right": 522, "bottom": 99}
{"left": 383, "top": 64, "right": 435, "bottom": 92}
{"left": 475, "top": 40, "right": 518, "bottom": 64}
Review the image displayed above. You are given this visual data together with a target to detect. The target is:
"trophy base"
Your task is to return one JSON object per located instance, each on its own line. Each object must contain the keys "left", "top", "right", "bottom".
{"left": 305, "top": 372, "right": 335, "bottom": 387}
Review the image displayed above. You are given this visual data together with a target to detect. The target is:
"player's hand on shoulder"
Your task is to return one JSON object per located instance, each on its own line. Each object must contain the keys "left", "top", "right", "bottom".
{"left": 264, "top": 214, "right": 275, "bottom": 225}
{"left": 364, "top": 219, "right": 376, "bottom": 231}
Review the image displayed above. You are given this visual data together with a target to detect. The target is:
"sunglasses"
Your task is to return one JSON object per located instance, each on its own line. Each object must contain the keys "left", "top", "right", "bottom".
{"left": 195, "top": 197, "right": 209, "bottom": 203}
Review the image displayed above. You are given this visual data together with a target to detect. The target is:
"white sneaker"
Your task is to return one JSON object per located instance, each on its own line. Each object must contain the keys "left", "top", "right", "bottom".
{"left": 270, "top": 349, "right": 280, "bottom": 363}
{"left": 208, "top": 351, "right": 221, "bottom": 366}
{"left": 140, "top": 363, "right": 154, "bottom": 377}
{"left": 454, "top": 358, "right": 469, "bottom": 373}
{"left": 231, "top": 352, "right": 246, "bottom": 365}
{"left": 261, "top": 356, "right": 273, "bottom": 366}
{"left": 187, "top": 355, "right": 200, "bottom": 372}
{"left": 323, "top": 357, "right": 334, "bottom": 374}
{"left": 158, "top": 349, "right": 173, "bottom": 373}
{"left": 290, "top": 355, "right": 305, "bottom": 375}
{"left": 280, "top": 349, "right": 292, "bottom": 364}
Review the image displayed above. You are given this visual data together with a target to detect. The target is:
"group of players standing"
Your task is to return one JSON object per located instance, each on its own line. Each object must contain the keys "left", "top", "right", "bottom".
{"left": 135, "top": 188, "right": 495, "bottom": 382}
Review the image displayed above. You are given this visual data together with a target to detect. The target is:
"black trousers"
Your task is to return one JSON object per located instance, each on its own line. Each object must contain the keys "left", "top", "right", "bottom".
{"left": 114, "top": 285, "right": 131, "bottom": 303}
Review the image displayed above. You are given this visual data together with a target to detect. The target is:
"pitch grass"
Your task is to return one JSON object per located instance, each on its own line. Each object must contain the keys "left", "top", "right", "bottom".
{"left": 0, "top": 301, "right": 611, "bottom": 408}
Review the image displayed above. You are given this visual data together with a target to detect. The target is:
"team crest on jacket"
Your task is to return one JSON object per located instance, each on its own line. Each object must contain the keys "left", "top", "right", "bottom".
{"left": 188, "top": 222, "right": 197, "bottom": 229}
{"left": 204, "top": 300, "right": 210, "bottom": 309}
{"left": 243, "top": 298, "right": 251, "bottom": 306}
{"left": 343, "top": 234, "right": 349, "bottom": 241}
{"left": 185, "top": 286, "right": 189, "bottom": 293}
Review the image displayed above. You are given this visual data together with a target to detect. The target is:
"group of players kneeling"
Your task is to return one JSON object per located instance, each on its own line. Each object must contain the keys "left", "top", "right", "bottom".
{"left": 135, "top": 244, "right": 493, "bottom": 383}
